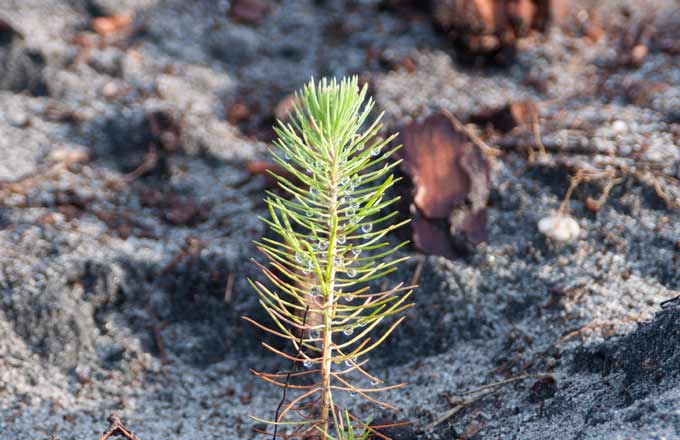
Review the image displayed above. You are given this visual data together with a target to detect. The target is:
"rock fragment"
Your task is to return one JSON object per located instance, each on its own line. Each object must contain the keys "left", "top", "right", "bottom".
{"left": 538, "top": 213, "right": 580, "bottom": 242}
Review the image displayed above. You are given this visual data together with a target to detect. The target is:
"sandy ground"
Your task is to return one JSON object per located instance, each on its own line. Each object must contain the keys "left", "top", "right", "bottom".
{"left": 1, "top": 1, "right": 679, "bottom": 439}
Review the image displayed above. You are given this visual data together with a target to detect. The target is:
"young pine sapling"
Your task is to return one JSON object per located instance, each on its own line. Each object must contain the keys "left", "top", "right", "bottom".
{"left": 245, "top": 77, "right": 414, "bottom": 439}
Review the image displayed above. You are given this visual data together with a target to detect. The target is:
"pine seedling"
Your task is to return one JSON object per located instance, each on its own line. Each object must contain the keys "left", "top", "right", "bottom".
{"left": 244, "top": 76, "right": 415, "bottom": 439}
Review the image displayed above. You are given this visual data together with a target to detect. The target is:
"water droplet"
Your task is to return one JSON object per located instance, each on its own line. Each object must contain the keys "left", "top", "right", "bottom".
{"left": 303, "top": 359, "right": 312, "bottom": 368}
{"left": 307, "top": 260, "right": 314, "bottom": 269}
{"left": 351, "top": 248, "right": 361, "bottom": 257}
{"left": 344, "top": 358, "right": 352, "bottom": 367}
{"left": 358, "top": 321, "right": 367, "bottom": 327}
{"left": 349, "top": 390, "right": 357, "bottom": 396}
{"left": 310, "top": 286, "right": 320, "bottom": 297}
{"left": 310, "top": 328, "right": 319, "bottom": 339}
{"left": 371, "top": 379, "right": 380, "bottom": 386}
{"left": 284, "top": 152, "right": 291, "bottom": 161}
{"left": 335, "top": 258, "right": 345, "bottom": 268}
{"left": 371, "top": 147, "right": 381, "bottom": 156}
{"left": 340, "top": 197, "right": 347, "bottom": 205}
{"left": 340, "top": 176, "right": 350, "bottom": 186}
{"left": 361, "top": 223, "right": 373, "bottom": 233}
{"left": 302, "top": 268, "right": 310, "bottom": 275}
{"left": 306, "top": 211, "right": 313, "bottom": 217}
{"left": 347, "top": 269, "right": 356, "bottom": 278}
{"left": 295, "top": 253, "right": 304, "bottom": 263}
{"left": 343, "top": 326, "right": 354, "bottom": 336}
{"left": 337, "top": 234, "right": 346, "bottom": 244}
{"left": 318, "top": 240, "right": 328, "bottom": 250}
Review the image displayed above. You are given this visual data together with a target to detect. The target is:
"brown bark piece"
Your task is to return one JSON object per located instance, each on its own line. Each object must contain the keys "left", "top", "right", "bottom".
{"left": 433, "top": 0, "right": 570, "bottom": 62}
{"left": 397, "top": 113, "right": 490, "bottom": 258}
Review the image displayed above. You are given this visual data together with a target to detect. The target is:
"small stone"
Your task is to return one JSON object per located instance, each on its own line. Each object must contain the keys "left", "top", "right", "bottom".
{"left": 538, "top": 214, "right": 580, "bottom": 242}
{"left": 611, "top": 120, "right": 627, "bottom": 133}
{"left": 7, "top": 110, "right": 29, "bottom": 128}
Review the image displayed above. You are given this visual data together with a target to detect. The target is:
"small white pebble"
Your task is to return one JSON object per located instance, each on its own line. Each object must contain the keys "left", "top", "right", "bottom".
{"left": 7, "top": 110, "right": 29, "bottom": 127}
{"left": 538, "top": 213, "right": 581, "bottom": 242}
{"left": 611, "top": 120, "right": 627, "bottom": 133}
{"left": 47, "top": 147, "right": 90, "bottom": 164}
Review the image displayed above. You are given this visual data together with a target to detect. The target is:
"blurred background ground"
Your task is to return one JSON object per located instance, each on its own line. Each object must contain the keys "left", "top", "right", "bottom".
{"left": 0, "top": 0, "right": 679, "bottom": 439}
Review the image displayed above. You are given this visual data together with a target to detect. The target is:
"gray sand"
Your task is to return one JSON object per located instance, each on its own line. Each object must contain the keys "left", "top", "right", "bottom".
{"left": 1, "top": 1, "right": 679, "bottom": 439}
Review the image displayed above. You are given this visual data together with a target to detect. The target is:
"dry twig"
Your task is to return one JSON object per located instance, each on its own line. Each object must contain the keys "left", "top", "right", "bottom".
{"left": 442, "top": 109, "right": 502, "bottom": 159}
{"left": 98, "top": 413, "right": 140, "bottom": 440}
{"left": 560, "top": 316, "right": 642, "bottom": 342}
{"left": 425, "top": 373, "right": 551, "bottom": 431}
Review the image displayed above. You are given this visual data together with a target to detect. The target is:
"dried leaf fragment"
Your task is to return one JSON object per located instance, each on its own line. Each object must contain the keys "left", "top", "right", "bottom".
{"left": 397, "top": 113, "right": 490, "bottom": 258}
{"left": 470, "top": 100, "right": 538, "bottom": 133}
{"left": 92, "top": 13, "right": 133, "bottom": 36}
